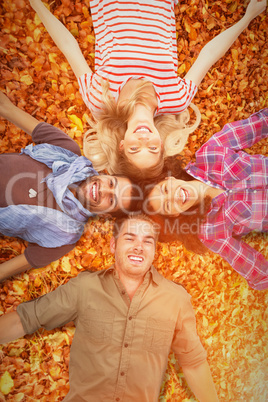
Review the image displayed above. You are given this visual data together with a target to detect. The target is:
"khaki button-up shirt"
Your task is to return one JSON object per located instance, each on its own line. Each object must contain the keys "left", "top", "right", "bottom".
{"left": 17, "top": 266, "right": 206, "bottom": 402}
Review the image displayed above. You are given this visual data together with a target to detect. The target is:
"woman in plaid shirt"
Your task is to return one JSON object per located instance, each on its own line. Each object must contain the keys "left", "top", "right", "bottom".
{"left": 144, "top": 109, "right": 268, "bottom": 290}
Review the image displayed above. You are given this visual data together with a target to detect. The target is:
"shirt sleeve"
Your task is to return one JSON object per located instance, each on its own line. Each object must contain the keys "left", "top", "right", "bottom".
{"left": 32, "top": 122, "right": 81, "bottom": 156}
{"left": 200, "top": 236, "right": 268, "bottom": 290}
{"left": 78, "top": 72, "right": 100, "bottom": 114}
{"left": 203, "top": 108, "right": 268, "bottom": 151}
{"left": 172, "top": 289, "right": 207, "bottom": 367}
{"left": 24, "top": 242, "right": 76, "bottom": 269}
{"left": 16, "top": 275, "right": 82, "bottom": 334}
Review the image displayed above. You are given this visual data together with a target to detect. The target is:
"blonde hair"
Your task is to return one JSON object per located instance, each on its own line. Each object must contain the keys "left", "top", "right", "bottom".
{"left": 83, "top": 80, "right": 201, "bottom": 179}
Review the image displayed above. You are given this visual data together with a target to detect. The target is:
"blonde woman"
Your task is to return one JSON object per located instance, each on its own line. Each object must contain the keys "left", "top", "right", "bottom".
{"left": 29, "top": 0, "right": 266, "bottom": 179}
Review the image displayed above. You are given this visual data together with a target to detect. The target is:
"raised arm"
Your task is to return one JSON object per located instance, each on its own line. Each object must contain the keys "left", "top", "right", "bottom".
{"left": 0, "top": 253, "right": 32, "bottom": 283}
{"left": 0, "top": 92, "right": 39, "bottom": 135}
{"left": 0, "top": 311, "right": 26, "bottom": 344}
{"left": 182, "top": 361, "right": 219, "bottom": 402}
{"left": 29, "top": 0, "right": 92, "bottom": 79}
{"left": 185, "top": 0, "right": 266, "bottom": 86}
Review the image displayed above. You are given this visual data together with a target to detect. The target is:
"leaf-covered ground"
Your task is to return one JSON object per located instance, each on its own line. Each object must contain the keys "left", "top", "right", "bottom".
{"left": 0, "top": 0, "right": 267, "bottom": 401}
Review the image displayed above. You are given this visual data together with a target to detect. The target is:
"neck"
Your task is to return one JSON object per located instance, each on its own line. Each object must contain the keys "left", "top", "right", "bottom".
{"left": 117, "top": 271, "right": 145, "bottom": 301}
{"left": 200, "top": 181, "right": 225, "bottom": 199}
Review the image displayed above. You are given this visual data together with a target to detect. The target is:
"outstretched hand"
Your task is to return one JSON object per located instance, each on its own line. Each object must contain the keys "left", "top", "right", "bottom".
{"left": 245, "top": 0, "right": 266, "bottom": 21}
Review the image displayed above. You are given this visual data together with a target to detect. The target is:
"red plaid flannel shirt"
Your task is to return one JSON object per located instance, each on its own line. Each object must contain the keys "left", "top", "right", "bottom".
{"left": 186, "top": 109, "right": 268, "bottom": 290}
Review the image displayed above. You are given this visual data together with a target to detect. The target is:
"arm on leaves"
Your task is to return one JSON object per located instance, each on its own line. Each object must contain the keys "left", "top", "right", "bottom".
{"left": 0, "top": 92, "right": 39, "bottom": 135}
{"left": 0, "top": 253, "right": 32, "bottom": 282}
{"left": 182, "top": 360, "right": 219, "bottom": 402}
{"left": 29, "top": 0, "right": 92, "bottom": 79}
{"left": 0, "top": 311, "right": 26, "bottom": 344}
{"left": 185, "top": 0, "right": 266, "bottom": 86}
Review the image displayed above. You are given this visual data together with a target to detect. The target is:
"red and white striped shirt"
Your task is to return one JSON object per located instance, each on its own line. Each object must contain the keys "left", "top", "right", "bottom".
{"left": 78, "top": 0, "right": 197, "bottom": 116}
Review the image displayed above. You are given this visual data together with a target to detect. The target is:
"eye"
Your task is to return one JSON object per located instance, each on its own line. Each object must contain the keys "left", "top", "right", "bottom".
{"left": 145, "top": 240, "right": 153, "bottom": 244}
{"left": 130, "top": 147, "right": 138, "bottom": 151}
{"left": 109, "top": 179, "right": 114, "bottom": 188}
{"left": 149, "top": 146, "right": 157, "bottom": 151}
{"left": 110, "top": 197, "right": 114, "bottom": 206}
{"left": 165, "top": 201, "right": 170, "bottom": 213}
{"left": 164, "top": 184, "right": 168, "bottom": 194}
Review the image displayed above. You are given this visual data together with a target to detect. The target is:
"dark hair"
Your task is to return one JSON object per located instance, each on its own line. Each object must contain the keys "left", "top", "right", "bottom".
{"left": 141, "top": 155, "right": 212, "bottom": 254}
{"left": 112, "top": 213, "right": 160, "bottom": 241}
{"left": 108, "top": 177, "right": 143, "bottom": 218}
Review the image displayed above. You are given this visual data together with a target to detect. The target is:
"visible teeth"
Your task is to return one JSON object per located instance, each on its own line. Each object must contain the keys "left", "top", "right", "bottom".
{"left": 93, "top": 183, "right": 97, "bottom": 201}
{"left": 135, "top": 127, "right": 150, "bottom": 133}
{"left": 129, "top": 256, "right": 143, "bottom": 261}
{"left": 180, "top": 188, "right": 186, "bottom": 204}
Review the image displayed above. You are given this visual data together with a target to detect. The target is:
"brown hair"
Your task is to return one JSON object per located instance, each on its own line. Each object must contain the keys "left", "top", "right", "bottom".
{"left": 141, "top": 156, "right": 212, "bottom": 254}
{"left": 112, "top": 213, "right": 160, "bottom": 242}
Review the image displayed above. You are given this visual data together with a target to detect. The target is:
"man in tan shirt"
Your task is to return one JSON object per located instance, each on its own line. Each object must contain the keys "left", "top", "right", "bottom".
{"left": 0, "top": 214, "right": 219, "bottom": 401}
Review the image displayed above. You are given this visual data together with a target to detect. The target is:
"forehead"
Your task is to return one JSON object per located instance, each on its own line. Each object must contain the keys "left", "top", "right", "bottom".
{"left": 118, "top": 219, "right": 157, "bottom": 239}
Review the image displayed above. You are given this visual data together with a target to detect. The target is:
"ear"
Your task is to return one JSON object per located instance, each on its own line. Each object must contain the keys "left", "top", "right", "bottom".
{"left": 110, "top": 236, "right": 116, "bottom": 254}
{"left": 119, "top": 140, "right": 124, "bottom": 151}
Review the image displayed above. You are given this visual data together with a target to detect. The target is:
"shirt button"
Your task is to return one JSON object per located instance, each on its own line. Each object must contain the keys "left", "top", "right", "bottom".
{"left": 229, "top": 190, "right": 233, "bottom": 193}
{"left": 128, "top": 316, "right": 133, "bottom": 320}
{"left": 122, "top": 290, "right": 125, "bottom": 295}
{"left": 120, "top": 372, "right": 125, "bottom": 376}
{"left": 253, "top": 190, "right": 257, "bottom": 194}
{"left": 124, "top": 343, "right": 128, "bottom": 348}
{"left": 115, "top": 398, "right": 120, "bottom": 401}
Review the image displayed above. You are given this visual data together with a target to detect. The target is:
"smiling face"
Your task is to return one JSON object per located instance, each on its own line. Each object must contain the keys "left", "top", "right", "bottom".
{"left": 110, "top": 218, "right": 157, "bottom": 280}
{"left": 120, "top": 121, "right": 163, "bottom": 169}
{"left": 146, "top": 177, "right": 201, "bottom": 216}
{"left": 76, "top": 175, "right": 134, "bottom": 214}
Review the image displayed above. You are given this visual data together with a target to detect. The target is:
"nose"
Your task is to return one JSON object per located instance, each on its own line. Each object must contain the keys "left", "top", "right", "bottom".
{"left": 137, "top": 134, "right": 149, "bottom": 141}
{"left": 133, "top": 240, "right": 143, "bottom": 253}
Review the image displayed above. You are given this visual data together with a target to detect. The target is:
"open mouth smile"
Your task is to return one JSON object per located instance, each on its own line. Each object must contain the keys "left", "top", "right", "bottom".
{"left": 134, "top": 125, "right": 152, "bottom": 133}
{"left": 91, "top": 181, "right": 99, "bottom": 203}
{"left": 178, "top": 187, "right": 189, "bottom": 204}
{"left": 128, "top": 255, "right": 144, "bottom": 264}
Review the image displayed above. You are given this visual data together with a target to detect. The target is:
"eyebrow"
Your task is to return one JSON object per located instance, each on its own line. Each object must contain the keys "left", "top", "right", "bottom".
{"left": 112, "top": 177, "right": 118, "bottom": 209}
{"left": 123, "top": 233, "right": 155, "bottom": 242}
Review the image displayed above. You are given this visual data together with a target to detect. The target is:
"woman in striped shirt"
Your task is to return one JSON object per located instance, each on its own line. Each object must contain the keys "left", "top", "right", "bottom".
{"left": 29, "top": 0, "right": 266, "bottom": 179}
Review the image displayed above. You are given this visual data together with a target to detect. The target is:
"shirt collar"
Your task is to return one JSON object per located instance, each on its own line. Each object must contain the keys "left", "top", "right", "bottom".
{"left": 101, "top": 264, "right": 163, "bottom": 286}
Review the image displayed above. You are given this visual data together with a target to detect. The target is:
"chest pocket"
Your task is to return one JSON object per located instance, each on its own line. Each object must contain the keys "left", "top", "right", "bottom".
{"left": 143, "top": 317, "right": 174, "bottom": 354}
{"left": 82, "top": 308, "right": 115, "bottom": 344}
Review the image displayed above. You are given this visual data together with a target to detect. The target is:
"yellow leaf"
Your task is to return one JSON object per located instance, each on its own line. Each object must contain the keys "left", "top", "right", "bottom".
{"left": 203, "top": 315, "right": 208, "bottom": 327}
{"left": 87, "top": 34, "right": 96, "bottom": 43}
{"left": 229, "top": 1, "right": 238, "bottom": 13}
{"left": 20, "top": 74, "right": 33, "bottom": 85}
{"left": 26, "top": 36, "right": 33, "bottom": 45}
{"left": 178, "top": 63, "right": 186, "bottom": 76}
{"left": 0, "top": 371, "right": 14, "bottom": 395}
{"left": 68, "top": 114, "right": 83, "bottom": 131}
{"left": 61, "top": 256, "right": 71, "bottom": 273}
{"left": 49, "top": 53, "right": 58, "bottom": 63}
{"left": 231, "top": 48, "right": 239, "bottom": 62}
{"left": 12, "top": 281, "right": 25, "bottom": 295}
{"left": 34, "top": 13, "right": 42, "bottom": 26}
{"left": 33, "top": 27, "right": 42, "bottom": 42}
{"left": 70, "top": 28, "right": 79, "bottom": 37}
